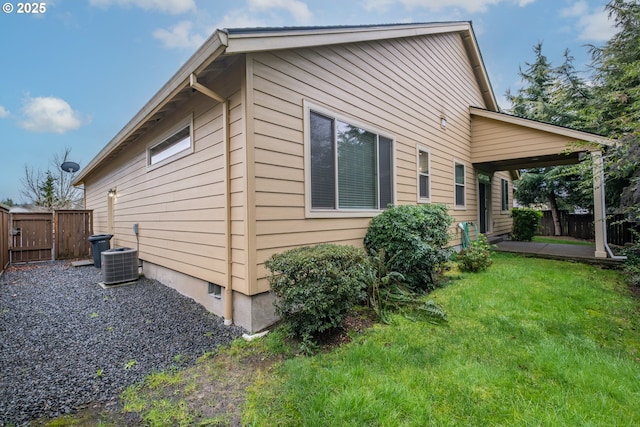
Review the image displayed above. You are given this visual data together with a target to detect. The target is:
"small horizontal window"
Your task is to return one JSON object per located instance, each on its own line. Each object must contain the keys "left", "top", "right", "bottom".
{"left": 147, "top": 116, "right": 193, "bottom": 168}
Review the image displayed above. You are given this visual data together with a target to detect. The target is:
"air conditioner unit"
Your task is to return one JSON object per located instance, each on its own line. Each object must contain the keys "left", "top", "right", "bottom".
{"left": 101, "top": 247, "right": 139, "bottom": 285}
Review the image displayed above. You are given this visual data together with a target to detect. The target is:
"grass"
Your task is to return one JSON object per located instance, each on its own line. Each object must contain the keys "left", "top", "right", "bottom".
{"left": 243, "top": 253, "right": 640, "bottom": 426}
{"left": 532, "top": 235, "right": 594, "bottom": 246}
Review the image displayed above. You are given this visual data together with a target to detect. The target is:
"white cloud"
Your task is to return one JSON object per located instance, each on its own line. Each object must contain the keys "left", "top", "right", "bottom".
{"left": 560, "top": 0, "right": 588, "bottom": 17}
{"left": 20, "top": 97, "right": 83, "bottom": 134}
{"left": 89, "top": 0, "right": 196, "bottom": 14}
{"left": 560, "top": 2, "right": 615, "bottom": 42}
{"left": 575, "top": 9, "right": 616, "bottom": 41}
{"left": 153, "top": 20, "right": 206, "bottom": 49}
{"left": 361, "top": 0, "right": 519, "bottom": 14}
{"left": 249, "top": 0, "right": 313, "bottom": 24}
{"left": 0, "top": 106, "right": 9, "bottom": 118}
{"left": 217, "top": 9, "right": 267, "bottom": 29}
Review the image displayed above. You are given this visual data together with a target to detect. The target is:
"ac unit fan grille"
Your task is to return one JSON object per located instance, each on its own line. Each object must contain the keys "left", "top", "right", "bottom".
{"left": 101, "top": 248, "right": 138, "bottom": 285}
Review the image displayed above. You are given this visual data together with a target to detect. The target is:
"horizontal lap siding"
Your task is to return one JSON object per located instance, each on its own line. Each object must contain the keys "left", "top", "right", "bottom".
{"left": 84, "top": 63, "right": 245, "bottom": 288}
{"left": 471, "top": 116, "right": 578, "bottom": 163}
{"left": 491, "top": 171, "right": 513, "bottom": 236}
{"left": 250, "top": 32, "right": 486, "bottom": 292}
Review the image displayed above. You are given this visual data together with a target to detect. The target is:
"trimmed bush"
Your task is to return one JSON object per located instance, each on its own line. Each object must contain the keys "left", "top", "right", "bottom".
{"left": 511, "top": 208, "right": 542, "bottom": 241}
{"left": 457, "top": 233, "right": 493, "bottom": 272}
{"left": 363, "top": 204, "right": 453, "bottom": 292}
{"left": 265, "top": 244, "right": 370, "bottom": 350}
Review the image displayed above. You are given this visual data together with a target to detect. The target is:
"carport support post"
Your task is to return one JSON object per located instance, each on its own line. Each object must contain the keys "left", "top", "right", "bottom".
{"left": 592, "top": 150, "right": 607, "bottom": 258}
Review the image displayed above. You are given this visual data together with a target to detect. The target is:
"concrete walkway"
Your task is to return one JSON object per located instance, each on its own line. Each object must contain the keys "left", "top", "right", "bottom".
{"left": 493, "top": 240, "right": 623, "bottom": 266}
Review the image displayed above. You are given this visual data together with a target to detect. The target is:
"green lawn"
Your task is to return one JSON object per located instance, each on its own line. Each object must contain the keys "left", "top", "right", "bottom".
{"left": 244, "top": 253, "right": 640, "bottom": 426}
{"left": 532, "top": 236, "right": 594, "bottom": 246}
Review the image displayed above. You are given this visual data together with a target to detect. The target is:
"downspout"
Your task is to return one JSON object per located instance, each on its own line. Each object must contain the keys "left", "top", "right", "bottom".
{"left": 190, "top": 73, "right": 234, "bottom": 325}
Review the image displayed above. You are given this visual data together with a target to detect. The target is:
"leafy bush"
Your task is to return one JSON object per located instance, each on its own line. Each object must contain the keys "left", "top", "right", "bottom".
{"left": 511, "top": 208, "right": 542, "bottom": 241}
{"left": 365, "top": 249, "right": 447, "bottom": 325}
{"left": 265, "top": 244, "right": 370, "bottom": 352}
{"left": 622, "top": 232, "right": 640, "bottom": 287}
{"left": 364, "top": 204, "right": 453, "bottom": 292}
{"left": 457, "top": 233, "right": 493, "bottom": 272}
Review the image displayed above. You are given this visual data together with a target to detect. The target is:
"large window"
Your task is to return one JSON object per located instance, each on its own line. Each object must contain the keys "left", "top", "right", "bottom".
{"left": 147, "top": 115, "right": 193, "bottom": 168}
{"left": 417, "top": 147, "right": 430, "bottom": 202}
{"left": 454, "top": 161, "right": 466, "bottom": 208}
{"left": 309, "top": 109, "right": 393, "bottom": 212}
{"left": 501, "top": 178, "right": 509, "bottom": 211}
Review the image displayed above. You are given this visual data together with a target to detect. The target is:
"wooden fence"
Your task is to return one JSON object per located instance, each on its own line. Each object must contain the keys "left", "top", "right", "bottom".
{"left": 541, "top": 210, "right": 637, "bottom": 246}
{"left": 0, "top": 206, "right": 9, "bottom": 271}
{"left": 7, "top": 210, "right": 93, "bottom": 264}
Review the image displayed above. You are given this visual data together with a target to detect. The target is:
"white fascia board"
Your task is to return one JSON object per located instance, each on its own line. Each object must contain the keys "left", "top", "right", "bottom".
{"left": 224, "top": 22, "right": 471, "bottom": 54}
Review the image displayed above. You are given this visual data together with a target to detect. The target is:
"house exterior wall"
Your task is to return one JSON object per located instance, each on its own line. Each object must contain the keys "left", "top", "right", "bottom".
{"left": 247, "top": 32, "right": 497, "bottom": 293}
{"left": 491, "top": 170, "right": 513, "bottom": 236}
{"left": 471, "top": 115, "right": 581, "bottom": 164}
{"left": 83, "top": 60, "right": 246, "bottom": 316}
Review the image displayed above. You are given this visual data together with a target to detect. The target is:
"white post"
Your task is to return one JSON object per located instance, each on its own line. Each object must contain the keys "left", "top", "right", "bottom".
{"left": 592, "top": 151, "right": 608, "bottom": 258}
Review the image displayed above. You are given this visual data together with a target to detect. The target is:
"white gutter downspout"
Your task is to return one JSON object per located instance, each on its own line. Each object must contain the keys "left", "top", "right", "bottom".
{"left": 190, "top": 73, "right": 235, "bottom": 325}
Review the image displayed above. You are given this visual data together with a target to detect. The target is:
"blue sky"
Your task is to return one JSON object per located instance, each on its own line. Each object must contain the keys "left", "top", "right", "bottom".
{"left": 0, "top": 0, "right": 616, "bottom": 204}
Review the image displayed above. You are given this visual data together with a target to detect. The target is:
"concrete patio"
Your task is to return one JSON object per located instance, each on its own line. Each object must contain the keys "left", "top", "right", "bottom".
{"left": 493, "top": 240, "right": 624, "bottom": 267}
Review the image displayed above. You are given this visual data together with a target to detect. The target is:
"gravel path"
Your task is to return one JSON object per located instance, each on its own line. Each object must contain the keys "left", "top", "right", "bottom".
{"left": 0, "top": 261, "right": 245, "bottom": 426}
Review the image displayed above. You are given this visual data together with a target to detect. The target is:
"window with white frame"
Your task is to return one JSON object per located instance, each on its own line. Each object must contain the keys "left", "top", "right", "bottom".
{"left": 501, "top": 178, "right": 509, "bottom": 211}
{"left": 148, "top": 116, "right": 193, "bottom": 167}
{"left": 417, "top": 147, "right": 430, "bottom": 202}
{"left": 454, "top": 162, "right": 466, "bottom": 207}
{"left": 309, "top": 109, "right": 393, "bottom": 211}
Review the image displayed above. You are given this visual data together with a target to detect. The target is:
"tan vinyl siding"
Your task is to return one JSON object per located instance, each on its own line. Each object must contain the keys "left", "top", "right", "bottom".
{"left": 249, "top": 31, "right": 488, "bottom": 291}
{"left": 471, "top": 115, "right": 583, "bottom": 164}
{"left": 491, "top": 171, "right": 513, "bottom": 236}
{"left": 84, "top": 62, "right": 245, "bottom": 291}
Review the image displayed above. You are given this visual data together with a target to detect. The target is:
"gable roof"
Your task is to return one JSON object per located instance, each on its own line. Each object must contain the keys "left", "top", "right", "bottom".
{"left": 73, "top": 22, "right": 497, "bottom": 184}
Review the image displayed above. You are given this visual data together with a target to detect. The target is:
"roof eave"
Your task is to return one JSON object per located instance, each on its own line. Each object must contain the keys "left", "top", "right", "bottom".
{"left": 470, "top": 107, "right": 614, "bottom": 146}
{"left": 73, "top": 30, "right": 228, "bottom": 185}
{"left": 223, "top": 22, "right": 471, "bottom": 54}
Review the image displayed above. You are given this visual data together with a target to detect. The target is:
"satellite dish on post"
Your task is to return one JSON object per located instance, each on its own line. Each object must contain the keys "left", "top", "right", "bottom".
{"left": 61, "top": 161, "right": 80, "bottom": 173}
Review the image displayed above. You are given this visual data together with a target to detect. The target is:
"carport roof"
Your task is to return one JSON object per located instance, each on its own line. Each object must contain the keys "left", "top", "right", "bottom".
{"left": 470, "top": 107, "right": 613, "bottom": 171}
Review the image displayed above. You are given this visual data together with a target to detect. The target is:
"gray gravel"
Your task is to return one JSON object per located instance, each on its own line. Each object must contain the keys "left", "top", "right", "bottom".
{"left": 0, "top": 261, "right": 245, "bottom": 426}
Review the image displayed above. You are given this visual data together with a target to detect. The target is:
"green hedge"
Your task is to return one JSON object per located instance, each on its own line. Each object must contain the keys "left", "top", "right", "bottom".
{"left": 265, "top": 244, "right": 370, "bottom": 350}
{"left": 511, "top": 208, "right": 542, "bottom": 241}
{"left": 364, "top": 204, "right": 453, "bottom": 292}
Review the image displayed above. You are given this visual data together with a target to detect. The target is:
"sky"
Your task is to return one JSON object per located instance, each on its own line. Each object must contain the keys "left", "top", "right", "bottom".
{"left": 0, "top": 0, "right": 617, "bottom": 204}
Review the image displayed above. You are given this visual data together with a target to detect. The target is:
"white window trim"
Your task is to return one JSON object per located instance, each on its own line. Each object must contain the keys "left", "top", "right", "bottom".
{"left": 453, "top": 159, "right": 467, "bottom": 210}
{"left": 146, "top": 114, "right": 194, "bottom": 171}
{"left": 303, "top": 100, "right": 396, "bottom": 218}
{"left": 501, "top": 178, "right": 510, "bottom": 213}
{"left": 416, "top": 145, "right": 431, "bottom": 204}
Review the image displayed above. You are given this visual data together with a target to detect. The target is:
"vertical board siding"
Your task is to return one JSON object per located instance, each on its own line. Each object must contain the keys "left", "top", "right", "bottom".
{"left": 83, "top": 60, "right": 245, "bottom": 288}
{"left": 250, "top": 32, "right": 488, "bottom": 292}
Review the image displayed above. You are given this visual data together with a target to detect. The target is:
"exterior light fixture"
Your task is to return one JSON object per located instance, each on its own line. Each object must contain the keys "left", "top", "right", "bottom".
{"left": 440, "top": 115, "right": 447, "bottom": 129}
{"left": 108, "top": 188, "right": 117, "bottom": 198}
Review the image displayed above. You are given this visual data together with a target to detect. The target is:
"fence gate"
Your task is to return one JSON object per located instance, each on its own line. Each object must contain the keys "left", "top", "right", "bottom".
{"left": 9, "top": 210, "right": 93, "bottom": 263}
{"left": 10, "top": 212, "right": 53, "bottom": 263}
{"left": 55, "top": 210, "right": 93, "bottom": 260}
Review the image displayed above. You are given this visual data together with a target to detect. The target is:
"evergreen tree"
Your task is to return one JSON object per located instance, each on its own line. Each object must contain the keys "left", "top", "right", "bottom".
{"left": 590, "top": 0, "right": 640, "bottom": 221}
{"left": 506, "top": 43, "right": 594, "bottom": 234}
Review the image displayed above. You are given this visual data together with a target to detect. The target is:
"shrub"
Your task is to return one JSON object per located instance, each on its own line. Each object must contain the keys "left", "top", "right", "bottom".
{"left": 622, "top": 232, "right": 640, "bottom": 287}
{"left": 364, "top": 204, "right": 453, "bottom": 292}
{"left": 511, "top": 208, "right": 542, "bottom": 241}
{"left": 457, "top": 233, "right": 493, "bottom": 272}
{"left": 265, "top": 244, "right": 370, "bottom": 351}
